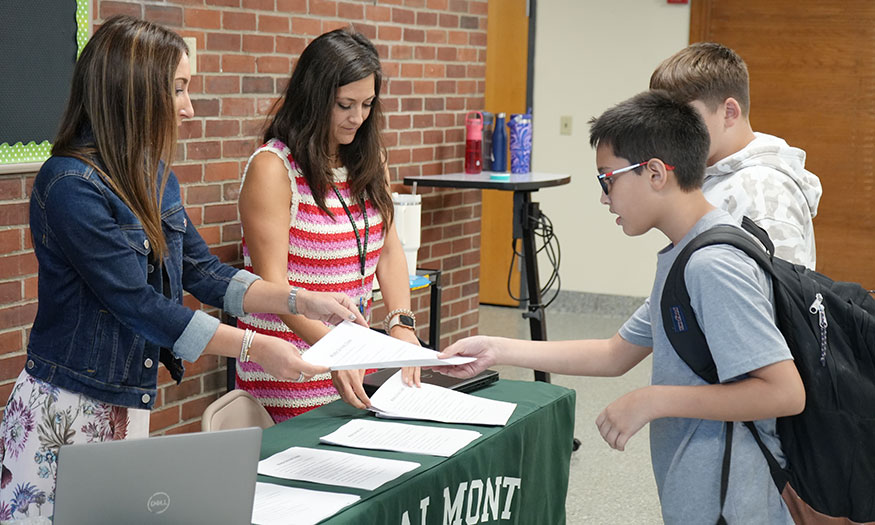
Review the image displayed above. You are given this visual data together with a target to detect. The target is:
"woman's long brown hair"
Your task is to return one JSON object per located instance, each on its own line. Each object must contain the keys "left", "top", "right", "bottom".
{"left": 264, "top": 27, "right": 393, "bottom": 227}
{"left": 53, "top": 15, "right": 187, "bottom": 261}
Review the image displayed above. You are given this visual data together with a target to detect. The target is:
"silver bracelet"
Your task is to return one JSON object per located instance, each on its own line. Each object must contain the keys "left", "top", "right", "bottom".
{"left": 287, "top": 287, "right": 299, "bottom": 315}
{"left": 239, "top": 329, "right": 255, "bottom": 363}
{"left": 383, "top": 308, "right": 415, "bottom": 332}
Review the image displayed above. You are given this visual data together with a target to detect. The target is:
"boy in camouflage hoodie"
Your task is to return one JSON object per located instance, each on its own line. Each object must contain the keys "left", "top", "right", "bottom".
{"left": 650, "top": 42, "right": 822, "bottom": 269}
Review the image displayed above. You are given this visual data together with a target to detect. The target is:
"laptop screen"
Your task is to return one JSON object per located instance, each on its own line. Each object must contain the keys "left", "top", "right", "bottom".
{"left": 53, "top": 427, "right": 262, "bottom": 525}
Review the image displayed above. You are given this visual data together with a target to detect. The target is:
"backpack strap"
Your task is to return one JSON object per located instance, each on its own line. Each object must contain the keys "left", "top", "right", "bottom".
{"left": 661, "top": 223, "right": 775, "bottom": 384}
{"left": 661, "top": 219, "right": 782, "bottom": 523}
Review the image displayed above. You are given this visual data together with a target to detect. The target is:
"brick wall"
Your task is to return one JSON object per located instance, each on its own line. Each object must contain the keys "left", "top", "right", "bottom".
{"left": 0, "top": 0, "right": 485, "bottom": 435}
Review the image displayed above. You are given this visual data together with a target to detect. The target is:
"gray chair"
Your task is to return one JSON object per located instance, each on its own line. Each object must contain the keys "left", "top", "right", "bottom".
{"left": 201, "top": 389, "right": 274, "bottom": 432}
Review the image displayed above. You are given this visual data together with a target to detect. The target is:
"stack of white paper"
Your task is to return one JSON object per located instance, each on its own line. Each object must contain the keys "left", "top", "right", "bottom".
{"left": 302, "top": 321, "right": 475, "bottom": 369}
{"left": 252, "top": 483, "right": 359, "bottom": 525}
{"left": 257, "top": 446, "right": 419, "bottom": 491}
{"left": 320, "top": 419, "right": 482, "bottom": 457}
{"left": 369, "top": 371, "right": 516, "bottom": 426}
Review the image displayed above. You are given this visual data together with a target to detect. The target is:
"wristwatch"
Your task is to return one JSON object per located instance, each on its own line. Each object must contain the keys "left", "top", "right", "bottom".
{"left": 388, "top": 313, "right": 416, "bottom": 332}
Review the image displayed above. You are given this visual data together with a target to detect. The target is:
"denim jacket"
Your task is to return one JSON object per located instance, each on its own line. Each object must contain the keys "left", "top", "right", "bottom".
{"left": 26, "top": 154, "right": 258, "bottom": 409}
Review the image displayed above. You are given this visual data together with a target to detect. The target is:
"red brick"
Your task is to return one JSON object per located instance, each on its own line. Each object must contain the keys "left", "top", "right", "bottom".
{"left": 222, "top": 55, "right": 256, "bottom": 73}
{"left": 259, "top": 14, "right": 289, "bottom": 33}
{"left": 0, "top": 180, "right": 22, "bottom": 200}
{"left": 100, "top": 2, "right": 142, "bottom": 19}
{"left": 379, "top": 26, "right": 403, "bottom": 41}
{"left": 418, "top": 11, "right": 438, "bottom": 26}
{"left": 205, "top": 75, "right": 240, "bottom": 94}
{"left": 205, "top": 119, "right": 240, "bottom": 138}
{"left": 206, "top": 33, "right": 241, "bottom": 52}
{"left": 222, "top": 224, "right": 242, "bottom": 243}
{"left": 204, "top": 203, "right": 239, "bottom": 223}
{"left": 206, "top": 0, "right": 239, "bottom": 6}
{"left": 392, "top": 7, "right": 415, "bottom": 24}
{"left": 256, "top": 56, "right": 290, "bottom": 74}
{"left": 181, "top": 393, "right": 219, "bottom": 420}
{"left": 210, "top": 244, "right": 239, "bottom": 263}
{"left": 149, "top": 405, "right": 180, "bottom": 433}
{"left": 0, "top": 282, "right": 21, "bottom": 304}
{"left": 23, "top": 276, "right": 36, "bottom": 301}
{"left": 204, "top": 161, "right": 240, "bottom": 182}
{"left": 401, "top": 98, "right": 423, "bottom": 112}
{"left": 243, "top": 0, "right": 274, "bottom": 9}
{"left": 0, "top": 229, "right": 21, "bottom": 253}
{"left": 197, "top": 53, "right": 221, "bottom": 73}
{"left": 439, "top": 13, "right": 459, "bottom": 27}
{"left": 186, "top": 184, "right": 222, "bottom": 205}
{"left": 242, "top": 76, "right": 274, "bottom": 94}
{"left": 243, "top": 34, "right": 274, "bottom": 54}
{"left": 0, "top": 331, "right": 22, "bottom": 354}
{"left": 145, "top": 5, "right": 183, "bottom": 26}
{"left": 223, "top": 11, "right": 256, "bottom": 31}
{"left": 186, "top": 141, "right": 221, "bottom": 161}
{"left": 0, "top": 303, "right": 37, "bottom": 329}
{"left": 448, "top": 30, "right": 468, "bottom": 45}
{"left": 310, "top": 0, "right": 337, "bottom": 16}
{"left": 290, "top": 17, "right": 321, "bottom": 36}
{"left": 222, "top": 98, "right": 255, "bottom": 117}
{"left": 0, "top": 203, "right": 28, "bottom": 227}
{"left": 178, "top": 120, "right": 203, "bottom": 140}
{"left": 276, "top": 35, "right": 307, "bottom": 54}
{"left": 470, "top": 32, "right": 487, "bottom": 47}
{"left": 0, "top": 353, "right": 26, "bottom": 381}
{"left": 366, "top": 5, "right": 391, "bottom": 21}
{"left": 338, "top": 2, "right": 364, "bottom": 20}
{"left": 223, "top": 139, "right": 257, "bottom": 158}
{"left": 173, "top": 164, "right": 203, "bottom": 184}
{"left": 0, "top": 253, "right": 37, "bottom": 279}
{"left": 277, "top": 0, "right": 307, "bottom": 12}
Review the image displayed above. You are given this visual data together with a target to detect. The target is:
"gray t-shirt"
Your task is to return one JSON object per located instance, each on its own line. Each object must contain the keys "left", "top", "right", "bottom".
{"left": 619, "top": 209, "right": 793, "bottom": 524}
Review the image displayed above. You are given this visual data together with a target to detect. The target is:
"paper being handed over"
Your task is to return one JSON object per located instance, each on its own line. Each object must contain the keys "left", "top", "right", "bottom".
{"left": 369, "top": 371, "right": 516, "bottom": 426}
{"left": 301, "top": 321, "right": 475, "bottom": 370}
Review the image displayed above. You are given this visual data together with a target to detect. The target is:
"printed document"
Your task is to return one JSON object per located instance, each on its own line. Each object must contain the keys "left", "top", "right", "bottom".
{"left": 301, "top": 321, "right": 474, "bottom": 369}
{"left": 320, "top": 419, "right": 482, "bottom": 457}
{"left": 369, "top": 371, "right": 516, "bottom": 426}
{"left": 252, "top": 482, "right": 359, "bottom": 525}
{"left": 257, "top": 446, "right": 419, "bottom": 491}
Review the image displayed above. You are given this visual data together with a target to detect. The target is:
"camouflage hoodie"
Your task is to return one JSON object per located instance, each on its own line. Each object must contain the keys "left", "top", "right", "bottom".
{"left": 702, "top": 132, "right": 822, "bottom": 269}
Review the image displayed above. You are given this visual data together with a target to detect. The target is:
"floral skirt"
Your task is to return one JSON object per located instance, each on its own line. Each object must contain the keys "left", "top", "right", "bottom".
{"left": 0, "top": 370, "right": 148, "bottom": 522}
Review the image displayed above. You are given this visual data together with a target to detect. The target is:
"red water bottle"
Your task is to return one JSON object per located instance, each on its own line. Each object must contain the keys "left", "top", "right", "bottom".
{"left": 465, "top": 111, "right": 483, "bottom": 174}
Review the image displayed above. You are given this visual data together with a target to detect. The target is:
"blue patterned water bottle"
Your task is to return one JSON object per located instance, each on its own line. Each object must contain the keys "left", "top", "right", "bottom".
{"left": 508, "top": 112, "right": 532, "bottom": 174}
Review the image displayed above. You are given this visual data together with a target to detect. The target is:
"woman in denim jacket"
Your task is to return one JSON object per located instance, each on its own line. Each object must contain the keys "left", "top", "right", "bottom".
{"left": 0, "top": 16, "right": 365, "bottom": 520}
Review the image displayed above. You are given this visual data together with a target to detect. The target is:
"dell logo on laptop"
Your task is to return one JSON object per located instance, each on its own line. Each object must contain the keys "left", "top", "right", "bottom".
{"left": 147, "top": 492, "right": 170, "bottom": 514}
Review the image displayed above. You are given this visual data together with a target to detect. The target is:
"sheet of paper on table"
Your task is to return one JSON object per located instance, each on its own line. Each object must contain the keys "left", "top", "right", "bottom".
{"left": 301, "top": 321, "right": 475, "bottom": 369}
{"left": 251, "top": 482, "right": 359, "bottom": 525}
{"left": 369, "top": 371, "right": 516, "bottom": 426}
{"left": 257, "top": 446, "right": 419, "bottom": 491}
{"left": 320, "top": 419, "right": 482, "bottom": 457}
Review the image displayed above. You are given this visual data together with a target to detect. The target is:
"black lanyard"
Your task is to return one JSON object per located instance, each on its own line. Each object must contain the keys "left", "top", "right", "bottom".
{"left": 332, "top": 185, "right": 369, "bottom": 282}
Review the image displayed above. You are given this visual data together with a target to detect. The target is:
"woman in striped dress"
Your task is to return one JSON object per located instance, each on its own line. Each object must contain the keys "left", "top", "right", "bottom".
{"left": 236, "top": 28, "right": 421, "bottom": 422}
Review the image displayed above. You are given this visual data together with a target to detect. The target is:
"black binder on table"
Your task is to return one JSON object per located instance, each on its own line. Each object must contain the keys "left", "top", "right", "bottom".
{"left": 363, "top": 368, "right": 499, "bottom": 396}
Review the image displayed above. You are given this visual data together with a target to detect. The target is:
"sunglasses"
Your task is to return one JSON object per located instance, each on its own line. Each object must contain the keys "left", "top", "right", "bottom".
{"left": 596, "top": 160, "right": 675, "bottom": 195}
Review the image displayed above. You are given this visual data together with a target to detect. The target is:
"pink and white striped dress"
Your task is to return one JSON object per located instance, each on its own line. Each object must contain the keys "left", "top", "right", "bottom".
{"left": 236, "top": 139, "right": 384, "bottom": 422}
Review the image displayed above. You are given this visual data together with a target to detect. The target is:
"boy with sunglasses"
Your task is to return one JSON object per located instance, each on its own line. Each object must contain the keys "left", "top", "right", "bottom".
{"left": 651, "top": 42, "right": 821, "bottom": 269}
{"left": 437, "top": 91, "right": 804, "bottom": 524}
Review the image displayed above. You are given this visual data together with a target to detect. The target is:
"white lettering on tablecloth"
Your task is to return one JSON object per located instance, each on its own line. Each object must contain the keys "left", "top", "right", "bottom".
{"left": 399, "top": 476, "right": 521, "bottom": 524}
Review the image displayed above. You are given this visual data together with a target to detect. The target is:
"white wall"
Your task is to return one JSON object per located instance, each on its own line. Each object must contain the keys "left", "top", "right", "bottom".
{"left": 531, "top": 0, "right": 690, "bottom": 297}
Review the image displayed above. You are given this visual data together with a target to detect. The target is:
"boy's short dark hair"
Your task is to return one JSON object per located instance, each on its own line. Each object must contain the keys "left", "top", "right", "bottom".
{"left": 649, "top": 42, "right": 750, "bottom": 116}
{"left": 589, "top": 90, "right": 709, "bottom": 191}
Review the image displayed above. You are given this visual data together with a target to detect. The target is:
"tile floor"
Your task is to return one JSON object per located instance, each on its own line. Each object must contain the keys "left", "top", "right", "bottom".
{"left": 477, "top": 305, "right": 663, "bottom": 524}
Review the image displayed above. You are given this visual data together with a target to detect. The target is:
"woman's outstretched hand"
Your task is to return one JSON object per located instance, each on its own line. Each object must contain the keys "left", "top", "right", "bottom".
{"left": 296, "top": 289, "right": 368, "bottom": 327}
{"left": 435, "top": 335, "right": 498, "bottom": 378}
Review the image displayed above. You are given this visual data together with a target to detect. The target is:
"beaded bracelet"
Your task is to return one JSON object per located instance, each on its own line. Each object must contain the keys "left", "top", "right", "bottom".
{"left": 239, "top": 328, "right": 255, "bottom": 363}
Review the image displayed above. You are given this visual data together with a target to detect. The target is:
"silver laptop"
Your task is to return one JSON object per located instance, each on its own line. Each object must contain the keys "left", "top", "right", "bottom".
{"left": 53, "top": 427, "right": 262, "bottom": 525}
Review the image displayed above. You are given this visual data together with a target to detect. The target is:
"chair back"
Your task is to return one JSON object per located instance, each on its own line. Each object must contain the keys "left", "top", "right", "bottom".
{"left": 202, "top": 389, "right": 274, "bottom": 432}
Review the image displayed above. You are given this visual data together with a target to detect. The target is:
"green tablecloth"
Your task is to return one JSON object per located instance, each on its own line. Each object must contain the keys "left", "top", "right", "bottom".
{"left": 259, "top": 379, "right": 576, "bottom": 524}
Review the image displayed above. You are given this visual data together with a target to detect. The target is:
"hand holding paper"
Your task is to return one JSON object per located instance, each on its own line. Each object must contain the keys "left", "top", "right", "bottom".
{"left": 302, "top": 321, "right": 475, "bottom": 370}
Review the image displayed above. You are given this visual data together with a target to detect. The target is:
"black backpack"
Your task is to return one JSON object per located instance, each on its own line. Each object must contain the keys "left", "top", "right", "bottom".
{"left": 661, "top": 216, "right": 875, "bottom": 523}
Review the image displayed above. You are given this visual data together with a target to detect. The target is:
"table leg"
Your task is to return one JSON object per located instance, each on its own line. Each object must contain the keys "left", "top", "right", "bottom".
{"left": 514, "top": 191, "right": 551, "bottom": 383}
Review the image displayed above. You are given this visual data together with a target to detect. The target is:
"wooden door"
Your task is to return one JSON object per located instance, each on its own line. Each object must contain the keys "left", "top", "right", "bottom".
{"left": 691, "top": 0, "right": 875, "bottom": 288}
{"left": 480, "top": 0, "right": 529, "bottom": 305}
